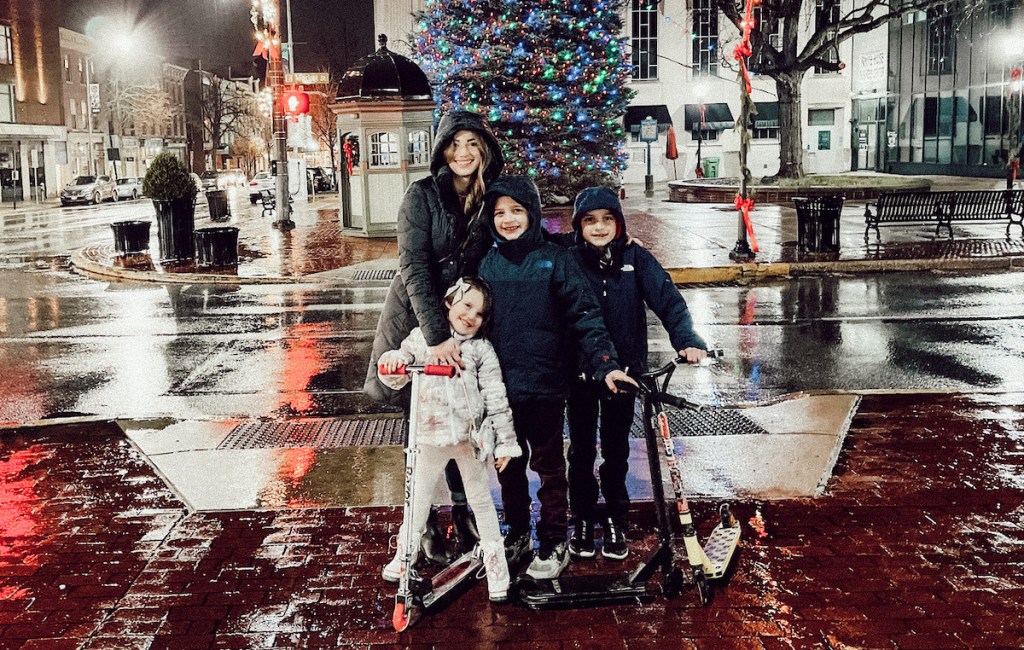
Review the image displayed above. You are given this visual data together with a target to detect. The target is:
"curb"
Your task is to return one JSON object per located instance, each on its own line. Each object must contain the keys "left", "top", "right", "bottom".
{"left": 70, "top": 249, "right": 304, "bottom": 285}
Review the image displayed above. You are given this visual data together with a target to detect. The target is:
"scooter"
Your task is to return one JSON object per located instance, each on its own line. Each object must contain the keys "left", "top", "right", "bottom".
{"left": 381, "top": 363, "right": 484, "bottom": 632}
{"left": 517, "top": 350, "right": 741, "bottom": 609}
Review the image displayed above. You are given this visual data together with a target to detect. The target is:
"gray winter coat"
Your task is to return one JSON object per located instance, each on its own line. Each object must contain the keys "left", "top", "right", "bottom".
{"left": 363, "top": 111, "right": 504, "bottom": 405}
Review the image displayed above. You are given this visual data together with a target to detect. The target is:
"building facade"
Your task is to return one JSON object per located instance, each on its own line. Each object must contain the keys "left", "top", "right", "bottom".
{"left": 58, "top": 28, "right": 105, "bottom": 182}
{"left": 0, "top": 0, "right": 66, "bottom": 203}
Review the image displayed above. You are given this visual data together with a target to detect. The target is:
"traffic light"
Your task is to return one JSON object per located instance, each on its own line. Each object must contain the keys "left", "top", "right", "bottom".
{"left": 281, "top": 89, "right": 310, "bottom": 117}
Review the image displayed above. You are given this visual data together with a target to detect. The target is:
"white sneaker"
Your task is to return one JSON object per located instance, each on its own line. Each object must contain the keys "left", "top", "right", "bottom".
{"left": 477, "top": 541, "right": 510, "bottom": 603}
{"left": 526, "top": 541, "right": 569, "bottom": 580}
{"left": 383, "top": 556, "right": 419, "bottom": 583}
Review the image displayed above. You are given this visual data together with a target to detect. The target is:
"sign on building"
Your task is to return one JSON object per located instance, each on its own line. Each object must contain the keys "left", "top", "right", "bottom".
{"left": 88, "top": 83, "right": 101, "bottom": 114}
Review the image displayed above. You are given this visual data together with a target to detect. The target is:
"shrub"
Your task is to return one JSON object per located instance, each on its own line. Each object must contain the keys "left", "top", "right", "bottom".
{"left": 143, "top": 152, "right": 198, "bottom": 201}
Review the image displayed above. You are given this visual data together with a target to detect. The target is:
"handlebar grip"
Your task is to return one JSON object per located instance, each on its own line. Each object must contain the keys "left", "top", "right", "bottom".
{"left": 423, "top": 364, "right": 457, "bottom": 377}
{"left": 378, "top": 364, "right": 407, "bottom": 376}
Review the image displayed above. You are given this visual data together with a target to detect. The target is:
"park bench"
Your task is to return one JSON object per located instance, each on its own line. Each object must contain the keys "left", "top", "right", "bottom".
{"left": 864, "top": 189, "right": 1024, "bottom": 241}
{"left": 259, "top": 189, "right": 276, "bottom": 218}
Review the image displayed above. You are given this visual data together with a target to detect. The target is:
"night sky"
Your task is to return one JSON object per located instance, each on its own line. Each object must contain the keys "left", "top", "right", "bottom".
{"left": 62, "top": 0, "right": 375, "bottom": 79}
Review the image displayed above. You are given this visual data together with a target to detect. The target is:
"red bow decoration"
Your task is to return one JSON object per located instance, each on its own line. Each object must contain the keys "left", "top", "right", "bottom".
{"left": 343, "top": 140, "right": 354, "bottom": 175}
{"left": 733, "top": 195, "right": 760, "bottom": 253}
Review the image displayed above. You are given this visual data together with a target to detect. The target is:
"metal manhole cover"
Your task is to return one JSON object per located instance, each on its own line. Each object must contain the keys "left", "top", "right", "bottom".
{"left": 219, "top": 417, "right": 406, "bottom": 449}
{"left": 352, "top": 269, "right": 398, "bottom": 281}
{"left": 628, "top": 407, "right": 769, "bottom": 438}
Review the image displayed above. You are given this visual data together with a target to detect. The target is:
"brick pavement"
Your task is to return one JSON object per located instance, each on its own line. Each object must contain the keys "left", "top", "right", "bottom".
{"left": 2, "top": 391, "right": 1023, "bottom": 649}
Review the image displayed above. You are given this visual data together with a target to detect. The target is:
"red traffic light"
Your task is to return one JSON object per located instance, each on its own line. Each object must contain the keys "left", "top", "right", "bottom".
{"left": 281, "top": 89, "right": 310, "bottom": 116}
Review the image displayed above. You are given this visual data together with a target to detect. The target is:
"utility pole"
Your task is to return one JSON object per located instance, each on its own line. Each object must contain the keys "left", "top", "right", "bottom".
{"left": 269, "top": 0, "right": 293, "bottom": 229}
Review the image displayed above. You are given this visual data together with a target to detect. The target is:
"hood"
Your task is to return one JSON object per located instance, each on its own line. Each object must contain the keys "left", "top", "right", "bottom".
{"left": 483, "top": 175, "right": 545, "bottom": 258}
{"left": 430, "top": 110, "right": 504, "bottom": 183}
{"left": 571, "top": 186, "right": 627, "bottom": 240}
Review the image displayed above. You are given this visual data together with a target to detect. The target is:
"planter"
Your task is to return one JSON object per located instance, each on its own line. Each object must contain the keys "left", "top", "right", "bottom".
{"left": 110, "top": 220, "right": 151, "bottom": 256}
{"left": 153, "top": 196, "right": 196, "bottom": 263}
{"left": 193, "top": 226, "right": 239, "bottom": 269}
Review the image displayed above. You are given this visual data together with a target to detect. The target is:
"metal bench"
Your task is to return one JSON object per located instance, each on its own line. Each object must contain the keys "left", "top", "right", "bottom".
{"left": 259, "top": 189, "right": 276, "bottom": 217}
{"left": 864, "top": 189, "right": 1024, "bottom": 241}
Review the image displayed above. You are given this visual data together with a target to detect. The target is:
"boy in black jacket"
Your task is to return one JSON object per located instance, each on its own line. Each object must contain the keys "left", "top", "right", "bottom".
{"left": 567, "top": 186, "right": 708, "bottom": 561}
{"left": 478, "top": 176, "right": 634, "bottom": 580}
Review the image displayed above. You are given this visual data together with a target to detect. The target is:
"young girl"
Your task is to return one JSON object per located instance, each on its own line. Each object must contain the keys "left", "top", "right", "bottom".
{"left": 378, "top": 277, "right": 520, "bottom": 603}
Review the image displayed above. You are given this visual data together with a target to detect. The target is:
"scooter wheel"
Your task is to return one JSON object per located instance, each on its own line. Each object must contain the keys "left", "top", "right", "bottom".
{"left": 720, "top": 503, "right": 735, "bottom": 528}
{"left": 694, "top": 568, "right": 712, "bottom": 606}
{"left": 392, "top": 602, "right": 410, "bottom": 632}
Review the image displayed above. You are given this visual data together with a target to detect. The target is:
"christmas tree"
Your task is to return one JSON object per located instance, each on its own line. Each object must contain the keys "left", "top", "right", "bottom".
{"left": 414, "top": 0, "right": 635, "bottom": 201}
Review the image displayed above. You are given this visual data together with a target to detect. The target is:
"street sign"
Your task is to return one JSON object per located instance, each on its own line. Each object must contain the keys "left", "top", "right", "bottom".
{"left": 88, "top": 83, "right": 101, "bottom": 114}
{"left": 640, "top": 117, "right": 659, "bottom": 143}
{"left": 285, "top": 72, "right": 330, "bottom": 85}
{"left": 887, "top": 131, "right": 897, "bottom": 147}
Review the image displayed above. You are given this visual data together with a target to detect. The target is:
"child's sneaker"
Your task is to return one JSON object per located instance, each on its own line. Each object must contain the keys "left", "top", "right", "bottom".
{"left": 601, "top": 519, "right": 629, "bottom": 561}
{"left": 504, "top": 530, "right": 533, "bottom": 565}
{"left": 526, "top": 541, "right": 569, "bottom": 579}
{"left": 568, "top": 519, "right": 595, "bottom": 559}
{"left": 381, "top": 556, "right": 405, "bottom": 583}
{"left": 477, "top": 540, "right": 510, "bottom": 603}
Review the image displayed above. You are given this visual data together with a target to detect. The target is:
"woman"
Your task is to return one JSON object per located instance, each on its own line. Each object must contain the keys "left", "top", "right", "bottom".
{"left": 364, "top": 110, "right": 504, "bottom": 560}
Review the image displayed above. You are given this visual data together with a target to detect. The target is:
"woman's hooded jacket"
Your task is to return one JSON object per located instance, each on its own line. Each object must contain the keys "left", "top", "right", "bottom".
{"left": 364, "top": 111, "right": 504, "bottom": 405}
{"left": 478, "top": 176, "right": 620, "bottom": 404}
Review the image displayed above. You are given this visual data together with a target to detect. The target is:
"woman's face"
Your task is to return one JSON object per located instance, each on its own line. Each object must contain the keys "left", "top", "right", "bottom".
{"left": 446, "top": 130, "right": 484, "bottom": 179}
{"left": 493, "top": 196, "right": 529, "bottom": 241}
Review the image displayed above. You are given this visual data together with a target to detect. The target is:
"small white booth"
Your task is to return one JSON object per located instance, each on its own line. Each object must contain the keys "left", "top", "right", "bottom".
{"left": 331, "top": 35, "right": 435, "bottom": 238}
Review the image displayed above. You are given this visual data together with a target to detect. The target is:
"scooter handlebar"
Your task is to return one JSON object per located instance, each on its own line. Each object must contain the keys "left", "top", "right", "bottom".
{"left": 378, "top": 363, "right": 457, "bottom": 378}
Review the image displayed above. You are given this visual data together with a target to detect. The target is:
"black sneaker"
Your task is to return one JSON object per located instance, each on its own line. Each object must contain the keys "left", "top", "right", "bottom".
{"left": 526, "top": 541, "right": 569, "bottom": 579}
{"left": 602, "top": 519, "right": 629, "bottom": 561}
{"left": 504, "top": 531, "right": 533, "bottom": 566}
{"left": 451, "top": 503, "right": 481, "bottom": 555}
{"left": 568, "top": 519, "right": 595, "bottom": 559}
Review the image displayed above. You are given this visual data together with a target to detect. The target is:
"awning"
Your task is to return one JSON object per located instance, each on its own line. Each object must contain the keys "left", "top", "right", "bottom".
{"left": 753, "top": 102, "right": 779, "bottom": 129}
{"left": 683, "top": 103, "right": 735, "bottom": 131}
{"left": 624, "top": 104, "right": 673, "bottom": 134}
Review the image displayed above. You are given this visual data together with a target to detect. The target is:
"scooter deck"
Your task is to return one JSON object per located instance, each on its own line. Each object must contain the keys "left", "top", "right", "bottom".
{"left": 517, "top": 573, "right": 656, "bottom": 610}
{"left": 420, "top": 549, "right": 483, "bottom": 610}
{"left": 703, "top": 522, "right": 741, "bottom": 579}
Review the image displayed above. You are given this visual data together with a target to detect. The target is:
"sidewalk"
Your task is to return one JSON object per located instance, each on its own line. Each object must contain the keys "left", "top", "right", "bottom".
{"left": 70, "top": 175, "right": 1024, "bottom": 286}
{"left": 2, "top": 391, "right": 1022, "bottom": 648}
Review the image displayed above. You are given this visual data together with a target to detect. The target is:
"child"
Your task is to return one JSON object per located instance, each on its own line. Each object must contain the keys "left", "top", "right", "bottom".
{"left": 566, "top": 186, "right": 708, "bottom": 561}
{"left": 377, "top": 277, "right": 520, "bottom": 603}
{"left": 477, "top": 175, "right": 634, "bottom": 580}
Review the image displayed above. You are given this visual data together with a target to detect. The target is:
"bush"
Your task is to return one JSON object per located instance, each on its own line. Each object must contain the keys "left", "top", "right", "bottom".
{"left": 143, "top": 152, "right": 198, "bottom": 201}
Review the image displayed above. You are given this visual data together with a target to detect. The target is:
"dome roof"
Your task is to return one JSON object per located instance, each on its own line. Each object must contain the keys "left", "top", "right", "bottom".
{"left": 337, "top": 35, "right": 432, "bottom": 101}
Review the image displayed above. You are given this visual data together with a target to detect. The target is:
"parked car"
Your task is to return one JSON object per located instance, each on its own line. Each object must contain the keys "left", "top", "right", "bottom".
{"left": 200, "top": 171, "right": 219, "bottom": 191}
{"left": 218, "top": 169, "right": 246, "bottom": 188}
{"left": 248, "top": 171, "right": 275, "bottom": 203}
{"left": 308, "top": 167, "right": 335, "bottom": 192}
{"left": 60, "top": 175, "right": 116, "bottom": 206}
{"left": 114, "top": 177, "right": 143, "bottom": 200}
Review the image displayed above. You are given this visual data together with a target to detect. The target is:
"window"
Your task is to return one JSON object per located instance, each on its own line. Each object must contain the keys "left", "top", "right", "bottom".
{"left": 80, "top": 100, "right": 87, "bottom": 129}
{"left": 927, "top": 7, "right": 954, "bottom": 75}
{"left": 808, "top": 109, "right": 835, "bottom": 126}
{"left": 369, "top": 132, "right": 399, "bottom": 167}
{"left": 989, "top": 0, "right": 1013, "bottom": 27}
{"left": 751, "top": 6, "right": 781, "bottom": 71}
{"left": 78, "top": 57, "right": 85, "bottom": 83}
{"left": 69, "top": 98, "right": 76, "bottom": 128}
{"left": 693, "top": 0, "right": 718, "bottom": 76}
{"left": 814, "top": 0, "right": 840, "bottom": 74}
{"left": 0, "top": 84, "right": 13, "bottom": 123}
{"left": 753, "top": 126, "right": 779, "bottom": 139}
{"left": 631, "top": 0, "right": 658, "bottom": 80}
{"left": 0, "top": 25, "right": 11, "bottom": 66}
{"left": 691, "top": 129, "right": 719, "bottom": 142}
{"left": 408, "top": 130, "right": 429, "bottom": 165}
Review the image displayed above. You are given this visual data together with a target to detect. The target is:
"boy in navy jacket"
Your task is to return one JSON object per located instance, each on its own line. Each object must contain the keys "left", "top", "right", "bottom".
{"left": 566, "top": 186, "right": 708, "bottom": 561}
{"left": 478, "top": 176, "right": 634, "bottom": 580}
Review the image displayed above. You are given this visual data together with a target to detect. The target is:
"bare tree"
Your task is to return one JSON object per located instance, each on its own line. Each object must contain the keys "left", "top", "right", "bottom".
{"left": 195, "top": 77, "right": 265, "bottom": 168}
{"left": 714, "top": 0, "right": 980, "bottom": 178}
{"left": 103, "top": 81, "right": 174, "bottom": 141}
{"left": 306, "top": 70, "right": 340, "bottom": 177}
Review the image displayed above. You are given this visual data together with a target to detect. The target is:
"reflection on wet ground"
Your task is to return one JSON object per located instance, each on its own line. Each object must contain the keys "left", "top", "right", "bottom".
{"left": 2, "top": 392, "right": 1022, "bottom": 647}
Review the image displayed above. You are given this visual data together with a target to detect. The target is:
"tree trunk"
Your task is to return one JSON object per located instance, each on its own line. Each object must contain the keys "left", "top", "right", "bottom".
{"left": 776, "top": 73, "right": 804, "bottom": 179}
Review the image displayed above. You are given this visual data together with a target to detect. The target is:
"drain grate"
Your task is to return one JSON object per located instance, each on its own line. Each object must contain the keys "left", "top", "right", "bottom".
{"left": 628, "top": 407, "right": 769, "bottom": 438}
{"left": 219, "top": 417, "right": 406, "bottom": 450}
{"left": 352, "top": 269, "right": 398, "bottom": 281}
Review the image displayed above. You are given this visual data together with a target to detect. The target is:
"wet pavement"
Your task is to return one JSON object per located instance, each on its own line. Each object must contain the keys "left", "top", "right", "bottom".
{"left": 2, "top": 391, "right": 1022, "bottom": 648}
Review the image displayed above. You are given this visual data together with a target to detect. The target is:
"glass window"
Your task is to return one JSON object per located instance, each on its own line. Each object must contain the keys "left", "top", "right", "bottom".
{"left": 78, "top": 57, "right": 85, "bottom": 83}
{"left": 631, "top": 0, "right": 658, "bottom": 80}
{"left": 0, "top": 84, "right": 13, "bottom": 123}
{"left": 753, "top": 126, "right": 779, "bottom": 139}
{"left": 0, "top": 25, "right": 11, "bottom": 66}
{"left": 369, "top": 132, "right": 399, "bottom": 167}
{"left": 691, "top": 129, "right": 719, "bottom": 142}
{"left": 408, "top": 130, "right": 430, "bottom": 165}
{"left": 751, "top": 6, "right": 780, "bottom": 71}
{"left": 814, "top": 0, "right": 840, "bottom": 74}
{"left": 808, "top": 109, "right": 835, "bottom": 126}
{"left": 692, "top": 0, "right": 718, "bottom": 77}
{"left": 927, "top": 7, "right": 954, "bottom": 75}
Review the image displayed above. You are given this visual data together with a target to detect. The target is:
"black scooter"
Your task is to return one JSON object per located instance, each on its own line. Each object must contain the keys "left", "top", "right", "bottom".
{"left": 517, "top": 351, "right": 741, "bottom": 609}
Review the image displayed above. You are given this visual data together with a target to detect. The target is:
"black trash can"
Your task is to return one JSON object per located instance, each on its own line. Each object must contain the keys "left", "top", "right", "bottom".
{"left": 193, "top": 226, "right": 239, "bottom": 269}
{"left": 205, "top": 189, "right": 230, "bottom": 222}
{"left": 153, "top": 197, "right": 196, "bottom": 263}
{"left": 110, "top": 220, "right": 151, "bottom": 256}
{"left": 794, "top": 195, "right": 843, "bottom": 253}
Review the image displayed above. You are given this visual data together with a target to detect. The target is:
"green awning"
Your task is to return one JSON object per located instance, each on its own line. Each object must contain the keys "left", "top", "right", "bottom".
{"left": 753, "top": 102, "right": 779, "bottom": 129}
{"left": 683, "top": 103, "right": 735, "bottom": 131}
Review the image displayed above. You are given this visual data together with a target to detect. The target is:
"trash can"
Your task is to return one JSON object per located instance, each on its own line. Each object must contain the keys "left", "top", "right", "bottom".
{"left": 110, "top": 220, "right": 151, "bottom": 256}
{"left": 702, "top": 157, "right": 720, "bottom": 179}
{"left": 193, "top": 226, "right": 239, "bottom": 269}
{"left": 205, "top": 189, "right": 230, "bottom": 221}
{"left": 154, "top": 197, "right": 196, "bottom": 263}
{"left": 793, "top": 195, "right": 843, "bottom": 253}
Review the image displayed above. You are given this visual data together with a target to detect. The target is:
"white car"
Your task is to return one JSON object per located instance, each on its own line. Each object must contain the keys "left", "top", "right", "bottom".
{"left": 114, "top": 177, "right": 143, "bottom": 200}
{"left": 248, "top": 171, "right": 275, "bottom": 203}
{"left": 60, "top": 175, "right": 117, "bottom": 206}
